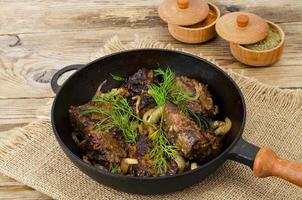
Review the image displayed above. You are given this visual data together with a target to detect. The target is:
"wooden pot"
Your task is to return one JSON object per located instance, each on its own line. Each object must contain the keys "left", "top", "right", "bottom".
{"left": 230, "top": 21, "right": 285, "bottom": 67}
{"left": 168, "top": 3, "right": 220, "bottom": 44}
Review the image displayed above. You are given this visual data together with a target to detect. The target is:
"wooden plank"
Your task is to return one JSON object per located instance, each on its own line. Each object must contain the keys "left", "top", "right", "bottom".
{"left": 0, "top": 23, "right": 301, "bottom": 100}
{"left": 0, "top": 175, "right": 24, "bottom": 187}
{"left": 0, "top": 0, "right": 301, "bottom": 34}
{"left": 0, "top": 98, "right": 52, "bottom": 120}
{"left": 0, "top": 174, "right": 51, "bottom": 199}
{"left": 0, "top": 120, "right": 34, "bottom": 133}
{"left": 0, "top": 98, "right": 52, "bottom": 132}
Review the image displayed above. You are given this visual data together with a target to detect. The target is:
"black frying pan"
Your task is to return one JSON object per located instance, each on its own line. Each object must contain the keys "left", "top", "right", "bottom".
{"left": 51, "top": 49, "right": 302, "bottom": 194}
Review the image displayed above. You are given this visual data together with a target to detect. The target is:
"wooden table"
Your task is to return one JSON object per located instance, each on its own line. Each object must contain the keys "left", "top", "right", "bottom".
{"left": 0, "top": 0, "right": 301, "bottom": 198}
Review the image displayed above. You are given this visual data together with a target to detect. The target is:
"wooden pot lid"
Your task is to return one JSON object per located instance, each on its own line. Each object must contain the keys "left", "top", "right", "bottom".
{"left": 215, "top": 12, "right": 269, "bottom": 44}
{"left": 158, "top": 0, "right": 209, "bottom": 26}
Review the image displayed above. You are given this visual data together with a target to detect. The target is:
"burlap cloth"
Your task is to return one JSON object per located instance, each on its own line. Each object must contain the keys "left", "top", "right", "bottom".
{"left": 0, "top": 37, "right": 301, "bottom": 200}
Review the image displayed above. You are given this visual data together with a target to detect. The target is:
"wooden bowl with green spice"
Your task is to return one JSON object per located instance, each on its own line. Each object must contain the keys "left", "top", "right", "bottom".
{"left": 216, "top": 12, "right": 285, "bottom": 67}
{"left": 230, "top": 21, "right": 285, "bottom": 66}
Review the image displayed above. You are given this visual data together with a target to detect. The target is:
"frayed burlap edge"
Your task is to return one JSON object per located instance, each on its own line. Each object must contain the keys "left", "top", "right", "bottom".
{"left": 0, "top": 121, "right": 49, "bottom": 160}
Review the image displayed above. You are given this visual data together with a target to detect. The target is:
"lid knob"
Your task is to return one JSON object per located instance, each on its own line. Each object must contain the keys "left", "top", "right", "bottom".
{"left": 237, "top": 14, "right": 249, "bottom": 27}
{"left": 177, "top": 0, "right": 189, "bottom": 9}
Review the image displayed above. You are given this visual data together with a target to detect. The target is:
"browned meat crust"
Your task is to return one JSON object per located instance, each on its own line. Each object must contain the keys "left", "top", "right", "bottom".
{"left": 124, "top": 68, "right": 156, "bottom": 116}
{"left": 136, "top": 135, "right": 156, "bottom": 176}
{"left": 69, "top": 102, "right": 127, "bottom": 168}
{"left": 166, "top": 160, "right": 178, "bottom": 176}
{"left": 163, "top": 102, "right": 221, "bottom": 160}
{"left": 175, "top": 76, "right": 218, "bottom": 116}
{"left": 136, "top": 135, "right": 178, "bottom": 176}
{"left": 125, "top": 68, "right": 154, "bottom": 93}
{"left": 79, "top": 130, "right": 127, "bottom": 168}
{"left": 69, "top": 102, "right": 110, "bottom": 135}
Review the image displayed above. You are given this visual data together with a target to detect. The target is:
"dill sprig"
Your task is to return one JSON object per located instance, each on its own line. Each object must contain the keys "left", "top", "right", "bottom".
{"left": 181, "top": 107, "right": 210, "bottom": 129}
{"left": 148, "top": 68, "right": 209, "bottom": 130}
{"left": 148, "top": 68, "right": 174, "bottom": 106}
{"left": 149, "top": 116, "right": 177, "bottom": 173}
{"left": 148, "top": 68, "right": 193, "bottom": 106}
{"left": 147, "top": 68, "right": 193, "bottom": 173}
{"left": 81, "top": 91, "right": 139, "bottom": 143}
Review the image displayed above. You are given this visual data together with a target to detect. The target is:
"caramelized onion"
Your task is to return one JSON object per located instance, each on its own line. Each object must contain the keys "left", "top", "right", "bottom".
{"left": 212, "top": 117, "right": 232, "bottom": 136}
{"left": 132, "top": 95, "right": 141, "bottom": 115}
{"left": 190, "top": 162, "right": 198, "bottom": 170}
{"left": 174, "top": 154, "right": 186, "bottom": 172}
{"left": 120, "top": 158, "right": 138, "bottom": 174}
{"left": 94, "top": 80, "right": 107, "bottom": 97}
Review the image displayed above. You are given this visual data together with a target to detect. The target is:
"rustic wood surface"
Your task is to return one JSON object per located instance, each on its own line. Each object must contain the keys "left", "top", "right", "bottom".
{"left": 0, "top": 0, "right": 301, "bottom": 199}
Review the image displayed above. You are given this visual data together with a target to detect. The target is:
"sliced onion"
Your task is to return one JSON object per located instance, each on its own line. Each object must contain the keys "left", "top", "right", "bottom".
{"left": 213, "top": 117, "right": 232, "bottom": 136}
{"left": 83, "top": 156, "right": 91, "bottom": 164}
{"left": 120, "top": 158, "right": 138, "bottom": 174}
{"left": 132, "top": 95, "right": 141, "bottom": 115}
{"left": 190, "top": 82, "right": 202, "bottom": 101}
{"left": 190, "top": 162, "right": 198, "bottom": 170}
{"left": 143, "top": 108, "right": 155, "bottom": 122}
{"left": 123, "top": 158, "right": 138, "bottom": 165}
{"left": 72, "top": 132, "right": 80, "bottom": 146}
{"left": 94, "top": 79, "right": 107, "bottom": 97}
{"left": 147, "top": 105, "right": 164, "bottom": 124}
{"left": 174, "top": 154, "right": 186, "bottom": 172}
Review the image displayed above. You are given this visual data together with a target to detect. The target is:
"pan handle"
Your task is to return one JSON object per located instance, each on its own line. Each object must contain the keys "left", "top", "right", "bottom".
{"left": 228, "top": 137, "right": 260, "bottom": 169}
{"left": 51, "top": 64, "right": 85, "bottom": 94}
{"left": 229, "top": 138, "right": 302, "bottom": 187}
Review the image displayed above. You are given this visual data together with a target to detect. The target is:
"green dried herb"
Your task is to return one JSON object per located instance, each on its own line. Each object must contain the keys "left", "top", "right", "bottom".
{"left": 242, "top": 24, "right": 281, "bottom": 51}
{"left": 110, "top": 74, "right": 126, "bottom": 81}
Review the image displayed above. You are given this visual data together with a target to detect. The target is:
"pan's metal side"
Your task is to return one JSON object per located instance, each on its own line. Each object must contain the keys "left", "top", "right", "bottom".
{"left": 228, "top": 138, "right": 260, "bottom": 168}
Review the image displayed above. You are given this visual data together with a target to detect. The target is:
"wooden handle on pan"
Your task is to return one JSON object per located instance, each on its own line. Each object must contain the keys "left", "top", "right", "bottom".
{"left": 253, "top": 148, "right": 302, "bottom": 187}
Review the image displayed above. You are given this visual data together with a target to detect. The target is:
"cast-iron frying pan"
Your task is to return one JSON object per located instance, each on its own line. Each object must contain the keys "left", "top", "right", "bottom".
{"left": 51, "top": 49, "right": 302, "bottom": 194}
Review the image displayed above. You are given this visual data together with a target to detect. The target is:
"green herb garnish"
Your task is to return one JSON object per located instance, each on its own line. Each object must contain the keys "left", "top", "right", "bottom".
{"left": 110, "top": 166, "right": 121, "bottom": 174}
{"left": 149, "top": 115, "right": 177, "bottom": 173}
{"left": 148, "top": 68, "right": 193, "bottom": 106}
{"left": 148, "top": 68, "right": 174, "bottom": 106}
{"left": 148, "top": 68, "right": 209, "bottom": 130}
{"left": 147, "top": 68, "right": 192, "bottom": 173}
{"left": 81, "top": 91, "right": 139, "bottom": 143}
{"left": 181, "top": 107, "right": 210, "bottom": 129}
{"left": 110, "top": 74, "right": 126, "bottom": 81}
